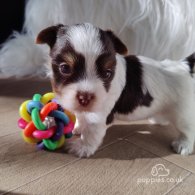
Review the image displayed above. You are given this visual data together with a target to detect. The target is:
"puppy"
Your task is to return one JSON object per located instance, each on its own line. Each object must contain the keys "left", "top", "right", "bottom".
{"left": 36, "top": 23, "right": 195, "bottom": 157}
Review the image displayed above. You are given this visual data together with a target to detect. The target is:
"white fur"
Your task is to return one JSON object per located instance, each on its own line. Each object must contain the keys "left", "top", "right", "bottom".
{"left": 1, "top": 0, "right": 195, "bottom": 77}
{"left": 67, "top": 24, "right": 104, "bottom": 78}
{"left": 0, "top": 32, "right": 49, "bottom": 77}
{"left": 67, "top": 24, "right": 103, "bottom": 56}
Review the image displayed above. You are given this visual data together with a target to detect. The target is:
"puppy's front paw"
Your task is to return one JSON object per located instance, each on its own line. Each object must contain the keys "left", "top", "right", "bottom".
{"left": 171, "top": 138, "right": 194, "bottom": 155}
{"left": 66, "top": 139, "right": 96, "bottom": 158}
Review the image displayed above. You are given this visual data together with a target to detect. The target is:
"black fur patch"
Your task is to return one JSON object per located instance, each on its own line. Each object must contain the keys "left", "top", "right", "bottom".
{"left": 106, "top": 55, "right": 153, "bottom": 125}
{"left": 51, "top": 42, "right": 86, "bottom": 85}
{"left": 99, "top": 29, "right": 115, "bottom": 54}
{"left": 186, "top": 53, "right": 195, "bottom": 76}
{"left": 95, "top": 53, "right": 116, "bottom": 91}
{"left": 36, "top": 24, "right": 65, "bottom": 48}
{"left": 94, "top": 30, "right": 117, "bottom": 91}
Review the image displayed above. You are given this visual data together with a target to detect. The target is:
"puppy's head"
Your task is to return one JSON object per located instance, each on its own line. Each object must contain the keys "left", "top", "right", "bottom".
{"left": 37, "top": 23, "right": 127, "bottom": 112}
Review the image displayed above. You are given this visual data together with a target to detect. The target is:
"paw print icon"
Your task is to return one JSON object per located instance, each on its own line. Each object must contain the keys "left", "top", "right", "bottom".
{"left": 151, "top": 164, "right": 170, "bottom": 177}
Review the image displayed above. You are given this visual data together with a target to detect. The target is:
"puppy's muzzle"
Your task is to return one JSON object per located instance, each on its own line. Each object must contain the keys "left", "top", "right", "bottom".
{"left": 76, "top": 91, "right": 95, "bottom": 107}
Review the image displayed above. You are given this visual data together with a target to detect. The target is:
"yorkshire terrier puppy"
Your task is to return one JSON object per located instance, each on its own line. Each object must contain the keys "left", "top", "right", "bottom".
{"left": 37, "top": 23, "right": 195, "bottom": 157}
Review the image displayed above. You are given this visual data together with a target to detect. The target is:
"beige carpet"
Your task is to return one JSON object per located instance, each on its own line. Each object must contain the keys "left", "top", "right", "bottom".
{"left": 0, "top": 78, "right": 195, "bottom": 195}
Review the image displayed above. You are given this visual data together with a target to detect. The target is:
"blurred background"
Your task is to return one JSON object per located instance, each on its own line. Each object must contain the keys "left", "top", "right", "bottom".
{"left": 1, "top": 0, "right": 195, "bottom": 78}
{"left": 0, "top": 0, "right": 25, "bottom": 44}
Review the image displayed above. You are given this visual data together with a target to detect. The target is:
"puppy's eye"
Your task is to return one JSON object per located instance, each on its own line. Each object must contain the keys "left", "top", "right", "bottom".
{"left": 104, "top": 69, "right": 112, "bottom": 79}
{"left": 59, "top": 63, "right": 72, "bottom": 75}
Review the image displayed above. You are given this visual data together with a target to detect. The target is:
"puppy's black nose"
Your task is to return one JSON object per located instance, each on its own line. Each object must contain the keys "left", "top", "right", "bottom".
{"left": 76, "top": 91, "right": 95, "bottom": 107}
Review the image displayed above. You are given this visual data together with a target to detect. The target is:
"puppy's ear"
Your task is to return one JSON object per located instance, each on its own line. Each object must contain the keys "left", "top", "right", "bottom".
{"left": 106, "top": 30, "right": 128, "bottom": 55}
{"left": 36, "top": 24, "right": 64, "bottom": 48}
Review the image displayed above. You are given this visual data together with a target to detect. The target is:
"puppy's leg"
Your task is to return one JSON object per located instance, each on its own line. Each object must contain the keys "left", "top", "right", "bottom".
{"left": 67, "top": 122, "right": 107, "bottom": 157}
{"left": 171, "top": 107, "right": 195, "bottom": 155}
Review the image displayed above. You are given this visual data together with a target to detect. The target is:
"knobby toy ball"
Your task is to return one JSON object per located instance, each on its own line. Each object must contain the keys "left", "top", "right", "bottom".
{"left": 18, "top": 92, "right": 76, "bottom": 150}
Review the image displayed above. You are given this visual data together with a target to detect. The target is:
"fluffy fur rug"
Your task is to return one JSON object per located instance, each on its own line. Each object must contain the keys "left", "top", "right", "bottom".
{"left": 1, "top": 0, "right": 195, "bottom": 77}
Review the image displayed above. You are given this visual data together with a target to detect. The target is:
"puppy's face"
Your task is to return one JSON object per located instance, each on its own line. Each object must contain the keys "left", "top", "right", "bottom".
{"left": 37, "top": 23, "right": 127, "bottom": 112}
